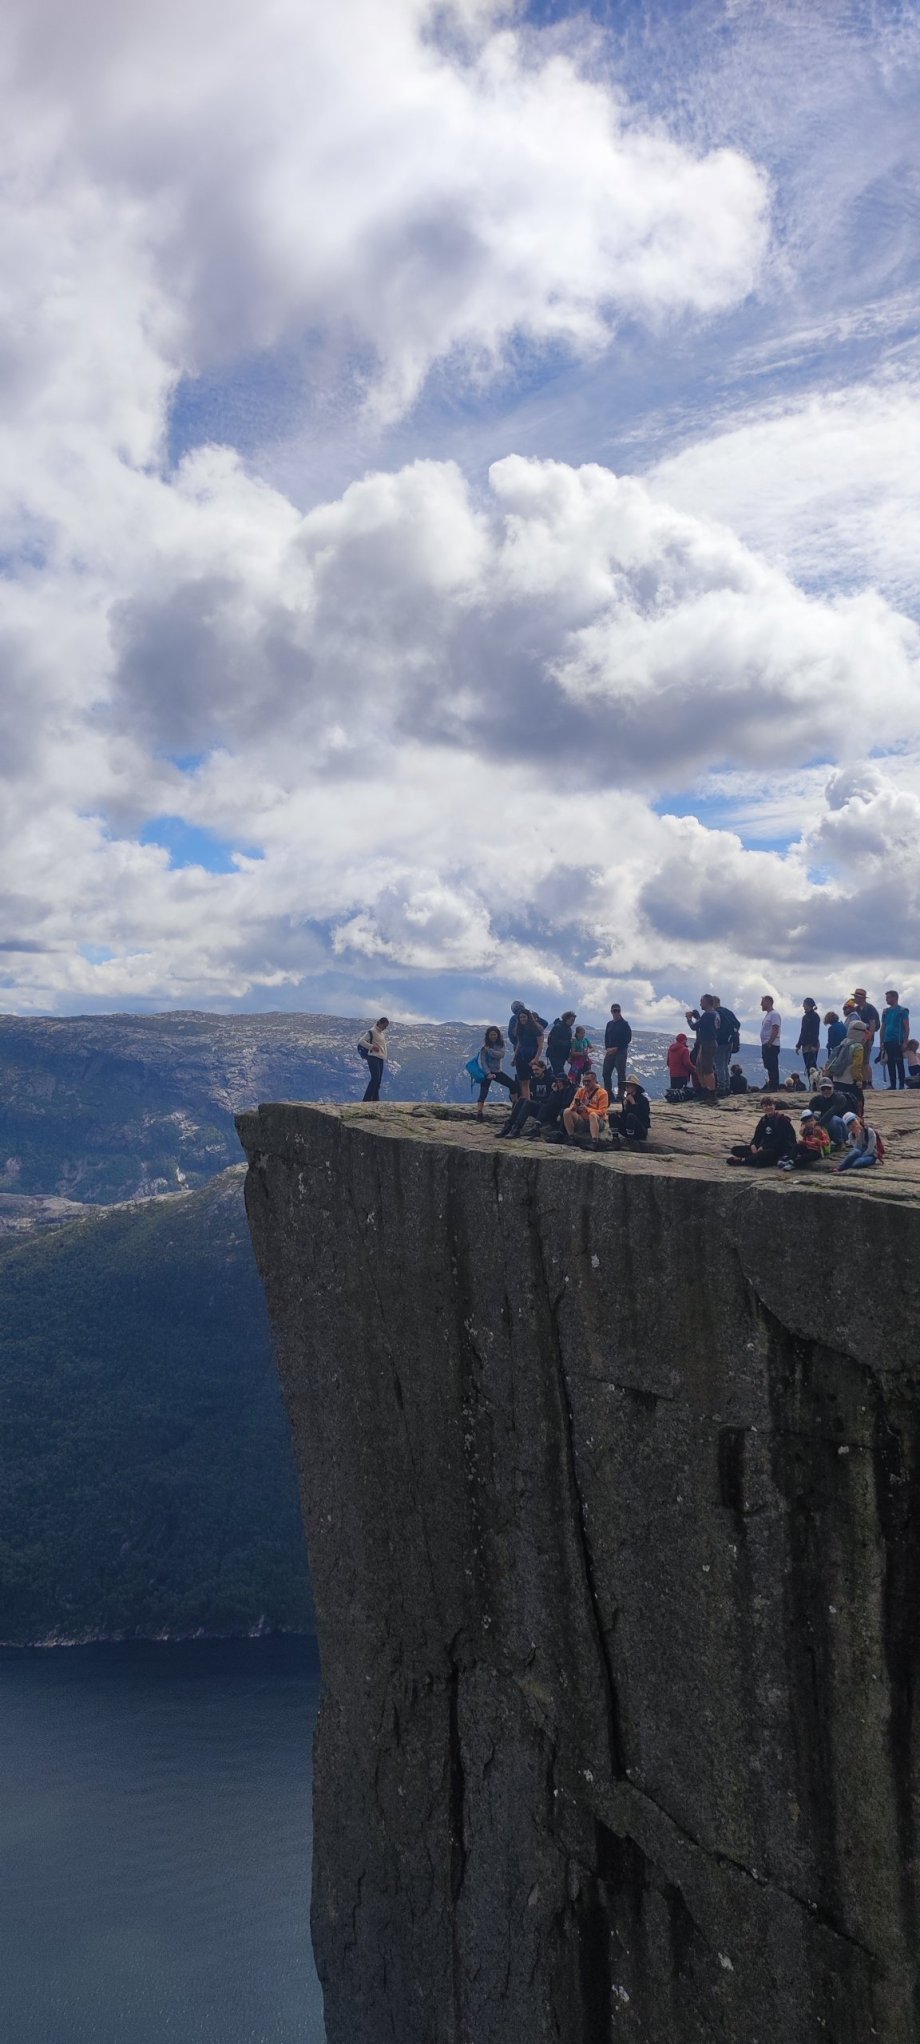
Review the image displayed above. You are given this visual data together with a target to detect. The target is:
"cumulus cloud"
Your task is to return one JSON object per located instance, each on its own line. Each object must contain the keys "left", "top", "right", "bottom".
{"left": 1, "top": 0, "right": 918, "bottom": 1031}
{"left": 0, "top": 0, "right": 768, "bottom": 439}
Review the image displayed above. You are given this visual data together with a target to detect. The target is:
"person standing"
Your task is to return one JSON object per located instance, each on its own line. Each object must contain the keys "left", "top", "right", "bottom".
{"left": 880, "top": 990, "right": 910, "bottom": 1089}
{"left": 666, "top": 1033, "right": 695, "bottom": 1093}
{"left": 603, "top": 1004, "right": 632, "bottom": 1103}
{"left": 760, "top": 996, "right": 782, "bottom": 1091}
{"left": 824, "top": 1009, "right": 846, "bottom": 1054}
{"left": 546, "top": 1012, "right": 576, "bottom": 1074}
{"left": 362, "top": 1017, "right": 390, "bottom": 1102}
{"left": 795, "top": 998, "right": 821, "bottom": 1087}
{"left": 475, "top": 1027, "right": 514, "bottom": 1120}
{"left": 686, "top": 995, "right": 719, "bottom": 1098}
{"left": 512, "top": 1008, "right": 545, "bottom": 1100}
{"left": 713, "top": 995, "right": 739, "bottom": 1094}
{"left": 853, "top": 988, "right": 880, "bottom": 1086}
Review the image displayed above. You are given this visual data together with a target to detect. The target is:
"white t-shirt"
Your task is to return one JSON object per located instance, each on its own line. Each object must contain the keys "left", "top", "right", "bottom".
{"left": 760, "top": 1010, "right": 781, "bottom": 1045}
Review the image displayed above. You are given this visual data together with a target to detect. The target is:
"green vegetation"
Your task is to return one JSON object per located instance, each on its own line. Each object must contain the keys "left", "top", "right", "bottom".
{"left": 0, "top": 1170, "right": 312, "bottom": 1643}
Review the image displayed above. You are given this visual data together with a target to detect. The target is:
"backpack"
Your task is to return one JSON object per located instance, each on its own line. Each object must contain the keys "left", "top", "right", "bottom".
{"left": 356, "top": 1039, "right": 370, "bottom": 1059}
{"left": 465, "top": 1055, "right": 486, "bottom": 1089}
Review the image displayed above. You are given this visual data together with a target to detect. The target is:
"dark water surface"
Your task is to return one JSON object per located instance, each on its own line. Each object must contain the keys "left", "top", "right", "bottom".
{"left": 0, "top": 1635, "right": 325, "bottom": 2043}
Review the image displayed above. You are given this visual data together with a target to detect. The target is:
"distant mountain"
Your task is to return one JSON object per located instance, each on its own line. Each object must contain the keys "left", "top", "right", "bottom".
{"left": 0, "top": 1168, "right": 311, "bottom": 1645}
{"left": 0, "top": 1010, "right": 796, "bottom": 1204}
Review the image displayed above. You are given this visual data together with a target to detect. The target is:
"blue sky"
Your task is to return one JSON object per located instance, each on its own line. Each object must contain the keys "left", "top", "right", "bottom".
{"left": 1, "top": 0, "right": 919, "bottom": 1028}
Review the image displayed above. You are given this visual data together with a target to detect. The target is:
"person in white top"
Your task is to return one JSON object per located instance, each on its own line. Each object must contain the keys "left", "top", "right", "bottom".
{"left": 362, "top": 1017, "right": 389, "bottom": 1102}
{"left": 760, "top": 995, "right": 782, "bottom": 1092}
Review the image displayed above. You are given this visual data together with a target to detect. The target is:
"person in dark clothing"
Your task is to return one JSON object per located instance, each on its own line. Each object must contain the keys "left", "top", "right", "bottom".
{"left": 795, "top": 998, "right": 821, "bottom": 1086}
{"left": 512, "top": 1008, "right": 545, "bottom": 1098}
{"left": 712, "top": 996, "right": 739, "bottom": 1093}
{"left": 728, "top": 1063, "right": 748, "bottom": 1094}
{"left": 609, "top": 1078, "right": 651, "bottom": 1142}
{"left": 810, "top": 1078, "right": 848, "bottom": 1146}
{"left": 853, "top": 988, "right": 880, "bottom": 1087}
{"left": 727, "top": 1102, "right": 797, "bottom": 1168}
{"left": 603, "top": 1004, "right": 632, "bottom": 1102}
{"left": 499, "top": 1067, "right": 575, "bottom": 1138}
{"left": 685, "top": 995, "right": 719, "bottom": 1098}
{"left": 546, "top": 1012, "right": 576, "bottom": 1074}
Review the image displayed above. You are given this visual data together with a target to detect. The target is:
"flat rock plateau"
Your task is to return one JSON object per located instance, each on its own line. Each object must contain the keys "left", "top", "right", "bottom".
{"left": 239, "top": 1095, "right": 920, "bottom": 2044}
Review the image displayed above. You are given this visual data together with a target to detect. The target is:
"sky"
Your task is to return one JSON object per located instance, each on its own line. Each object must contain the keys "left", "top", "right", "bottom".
{"left": 1, "top": 0, "right": 919, "bottom": 1031}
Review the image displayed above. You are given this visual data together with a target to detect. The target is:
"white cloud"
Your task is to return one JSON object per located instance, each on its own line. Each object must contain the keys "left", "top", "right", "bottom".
{"left": 649, "top": 379, "right": 920, "bottom": 610}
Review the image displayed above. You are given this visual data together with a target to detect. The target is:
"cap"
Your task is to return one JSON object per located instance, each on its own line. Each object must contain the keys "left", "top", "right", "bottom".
{"left": 843, "top": 1112, "right": 858, "bottom": 1124}
{"left": 799, "top": 1110, "right": 814, "bottom": 1121}
{"left": 819, "top": 1077, "right": 834, "bottom": 1088}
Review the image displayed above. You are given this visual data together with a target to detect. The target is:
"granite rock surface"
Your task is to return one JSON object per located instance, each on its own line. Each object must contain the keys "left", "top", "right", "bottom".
{"left": 238, "top": 1097, "right": 920, "bottom": 2044}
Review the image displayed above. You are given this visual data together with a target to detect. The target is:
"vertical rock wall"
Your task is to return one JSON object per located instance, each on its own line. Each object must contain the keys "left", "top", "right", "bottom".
{"left": 238, "top": 1103, "right": 920, "bottom": 2044}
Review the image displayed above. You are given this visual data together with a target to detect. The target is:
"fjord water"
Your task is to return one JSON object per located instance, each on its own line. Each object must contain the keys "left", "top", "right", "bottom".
{"left": 0, "top": 1636, "right": 324, "bottom": 2043}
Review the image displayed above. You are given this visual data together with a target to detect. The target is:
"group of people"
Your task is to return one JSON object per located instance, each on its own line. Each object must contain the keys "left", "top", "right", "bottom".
{"left": 358, "top": 979, "right": 910, "bottom": 1176}
{"left": 669, "top": 987, "right": 917, "bottom": 1100}
{"left": 468, "top": 1003, "right": 650, "bottom": 1149}
{"left": 726, "top": 1085, "right": 884, "bottom": 1175}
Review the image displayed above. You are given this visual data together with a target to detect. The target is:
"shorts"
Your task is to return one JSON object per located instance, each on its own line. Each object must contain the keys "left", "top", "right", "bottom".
{"left": 514, "top": 1049, "right": 535, "bottom": 1082}
{"left": 696, "top": 1042, "right": 715, "bottom": 1077}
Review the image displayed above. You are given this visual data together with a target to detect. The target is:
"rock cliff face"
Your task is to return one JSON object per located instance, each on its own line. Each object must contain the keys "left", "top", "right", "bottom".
{"left": 238, "top": 1100, "right": 920, "bottom": 2044}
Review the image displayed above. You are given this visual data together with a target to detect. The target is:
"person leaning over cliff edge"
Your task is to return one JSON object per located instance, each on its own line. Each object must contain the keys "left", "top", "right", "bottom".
{"left": 475, "top": 1027, "right": 514, "bottom": 1121}
{"left": 726, "top": 1099, "right": 797, "bottom": 1169}
{"left": 361, "top": 1017, "right": 390, "bottom": 1102}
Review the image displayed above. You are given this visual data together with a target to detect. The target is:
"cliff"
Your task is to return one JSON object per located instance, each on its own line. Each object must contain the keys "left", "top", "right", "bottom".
{"left": 237, "top": 1098, "right": 920, "bottom": 2044}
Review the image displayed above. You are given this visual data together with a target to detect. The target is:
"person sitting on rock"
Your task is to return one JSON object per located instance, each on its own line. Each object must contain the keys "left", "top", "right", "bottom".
{"left": 795, "top": 1109, "right": 831, "bottom": 1166}
{"left": 561, "top": 1070, "right": 609, "bottom": 1147}
{"left": 906, "top": 1039, "right": 920, "bottom": 1089}
{"left": 666, "top": 1032, "right": 695, "bottom": 1095}
{"left": 835, "top": 1111, "right": 880, "bottom": 1173}
{"left": 810, "top": 1077, "right": 849, "bottom": 1146}
{"left": 728, "top": 1063, "right": 748, "bottom": 1094}
{"left": 497, "top": 1058, "right": 551, "bottom": 1136}
{"left": 475, "top": 1027, "right": 514, "bottom": 1120}
{"left": 783, "top": 1072, "right": 807, "bottom": 1092}
{"left": 498, "top": 1063, "right": 572, "bottom": 1139}
{"left": 609, "top": 1077, "right": 651, "bottom": 1143}
{"left": 726, "top": 1100, "right": 797, "bottom": 1168}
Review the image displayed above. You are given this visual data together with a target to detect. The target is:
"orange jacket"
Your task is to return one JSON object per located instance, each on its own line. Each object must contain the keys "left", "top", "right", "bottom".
{"left": 574, "top": 1084, "right": 609, "bottom": 1117}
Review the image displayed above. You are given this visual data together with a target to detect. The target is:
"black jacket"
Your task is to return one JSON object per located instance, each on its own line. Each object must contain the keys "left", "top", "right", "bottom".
{"left": 546, "top": 1019, "right": 573, "bottom": 1064}
{"left": 716, "top": 1008, "right": 740, "bottom": 1049}
{"left": 752, "top": 1112, "right": 796, "bottom": 1159}
{"left": 605, "top": 1017, "right": 632, "bottom": 1051}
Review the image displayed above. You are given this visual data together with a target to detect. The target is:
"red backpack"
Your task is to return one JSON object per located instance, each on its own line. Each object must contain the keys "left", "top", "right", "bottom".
{"left": 874, "top": 1129, "right": 885, "bottom": 1163}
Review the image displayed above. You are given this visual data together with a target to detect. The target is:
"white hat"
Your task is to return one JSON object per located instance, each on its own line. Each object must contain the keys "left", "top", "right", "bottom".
{"left": 799, "top": 1109, "right": 814, "bottom": 1121}
{"left": 843, "top": 1111, "right": 858, "bottom": 1124}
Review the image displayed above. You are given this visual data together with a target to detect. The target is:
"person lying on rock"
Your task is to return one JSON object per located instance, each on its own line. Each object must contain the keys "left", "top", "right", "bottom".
{"left": 561, "top": 1070, "right": 609, "bottom": 1148}
{"left": 726, "top": 1100, "right": 797, "bottom": 1169}
{"left": 609, "top": 1078, "right": 651, "bottom": 1143}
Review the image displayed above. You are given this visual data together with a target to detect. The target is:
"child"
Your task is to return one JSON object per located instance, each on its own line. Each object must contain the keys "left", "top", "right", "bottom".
{"left": 666, "top": 1033, "right": 695, "bottom": 1091}
{"left": 907, "top": 1039, "right": 920, "bottom": 1089}
{"left": 568, "top": 1025, "right": 594, "bottom": 1077}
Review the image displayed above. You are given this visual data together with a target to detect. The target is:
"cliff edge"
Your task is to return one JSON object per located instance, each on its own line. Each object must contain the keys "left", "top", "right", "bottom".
{"left": 237, "top": 1099, "right": 920, "bottom": 2044}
